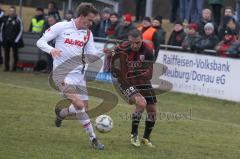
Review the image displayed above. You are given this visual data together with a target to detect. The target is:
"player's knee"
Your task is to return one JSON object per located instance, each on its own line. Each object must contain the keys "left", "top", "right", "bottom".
{"left": 137, "top": 98, "right": 147, "bottom": 109}
{"left": 71, "top": 98, "right": 85, "bottom": 109}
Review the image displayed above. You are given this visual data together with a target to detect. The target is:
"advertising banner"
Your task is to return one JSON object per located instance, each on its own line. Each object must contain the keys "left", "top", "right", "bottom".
{"left": 157, "top": 50, "right": 240, "bottom": 102}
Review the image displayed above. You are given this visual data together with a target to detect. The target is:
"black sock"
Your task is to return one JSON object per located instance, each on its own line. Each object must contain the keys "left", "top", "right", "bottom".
{"left": 143, "top": 112, "right": 156, "bottom": 139}
{"left": 143, "top": 120, "right": 155, "bottom": 139}
{"left": 131, "top": 112, "right": 142, "bottom": 136}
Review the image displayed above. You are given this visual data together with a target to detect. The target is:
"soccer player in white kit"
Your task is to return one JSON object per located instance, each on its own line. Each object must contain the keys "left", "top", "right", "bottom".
{"left": 36, "top": 3, "right": 104, "bottom": 150}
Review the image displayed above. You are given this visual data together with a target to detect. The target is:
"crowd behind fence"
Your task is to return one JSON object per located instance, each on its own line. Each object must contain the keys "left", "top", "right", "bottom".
{"left": 1, "top": 1, "right": 240, "bottom": 73}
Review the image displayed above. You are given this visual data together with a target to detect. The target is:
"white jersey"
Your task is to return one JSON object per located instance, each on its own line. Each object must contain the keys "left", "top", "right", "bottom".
{"left": 36, "top": 19, "right": 99, "bottom": 72}
{"left": 36, "top": 19, "right": 100, "bottom": 100}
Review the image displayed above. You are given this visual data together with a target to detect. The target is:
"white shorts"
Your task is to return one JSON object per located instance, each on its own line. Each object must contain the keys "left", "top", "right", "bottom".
{"left": 53, "top": 72, "right": 88, "bottom": 101}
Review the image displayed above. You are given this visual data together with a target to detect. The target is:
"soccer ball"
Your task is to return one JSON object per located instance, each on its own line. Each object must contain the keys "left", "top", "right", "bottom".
{"left": 95, "top": 115, "right": 113, "bottom": 133}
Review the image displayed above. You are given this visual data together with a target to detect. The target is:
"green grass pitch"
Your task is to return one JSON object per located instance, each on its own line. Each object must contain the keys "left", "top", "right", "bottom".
{"left": 0, "top": 69, "right": 240, "bottom": 159}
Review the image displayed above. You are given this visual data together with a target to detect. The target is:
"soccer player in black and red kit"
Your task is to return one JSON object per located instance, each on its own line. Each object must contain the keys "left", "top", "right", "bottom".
{"left": 109, "top": 29, "right": 157, "bottom": 147}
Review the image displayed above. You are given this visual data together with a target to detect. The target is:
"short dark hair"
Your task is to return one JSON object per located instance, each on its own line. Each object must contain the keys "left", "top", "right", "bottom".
{"left": 110, "top": 12, "right": 118, "bottom": 18}
{"left": 49, "top": 1, "right": 57, "bottom": 8}
{"left": 36, "top": 7, "right": 44, "bottom": 12}
{"left": 224, "top": 6, "right": 234, "bottom": 12}
{"left": 154, "top": 15, "right": 162, "bottom": 24}
{"left": 10, "top": 6, "right": 16, "bottom": 10}
{"left": 76, "top": 3, "right": 98, "bottom": 17}
{"left": 128, "top": 29, "right": 141, "bottom": 38}
{"left": 48, "top": 15, "right": 56, "bottom": 20}
{"left": 142, "top": 17, "right": 151, "bottom": 23}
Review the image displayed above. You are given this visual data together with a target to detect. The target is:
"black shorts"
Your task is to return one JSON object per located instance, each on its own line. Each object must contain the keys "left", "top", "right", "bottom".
{"left": 136, "top": 85, "right": 157, "bottom": 105}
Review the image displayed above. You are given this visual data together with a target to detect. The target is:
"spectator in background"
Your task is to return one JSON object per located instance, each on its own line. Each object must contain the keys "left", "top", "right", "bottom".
{"left": 169, "top": 0, "right": 180, "bottom": 23}
{"left": 141, "top": 17, "right": 158, "bottom": 49}
{"left": 63, "top": 10, "right": 74, "bottom": 22}
{"left": 106, "top": 12, "right": 120, "bottom": 39}
{"left": 198, "top": 9, "right": 218, "bottom": 36}
{"left": 192, "top": 23, "right": 219, "bottom": 52}
{"left": 29, "top": 8, "right": 45, "bottom": 33}
{"left": 47, "top": 1, "right": 61, "bottom": 22}
{"left": 167, "top": 20, "right": 186, "bottom": 46}
{"left": 1, "top": 6, "right": 23, "bottom": 72}
{"left": 115, "top": 14, "right": 136, "bottom": 40}
{"left": 223, "top": 6, "right": 235, "bottom": 17}
{"left": 182, "top": 23, "right": 200, "bottom": 50}
{"left": 43, "top": 15, "right": 57, "bottom": 32}
{"left": 90, "top": 13, "right": 101, "bottom": 37}
{"left": 0, "top": 5, "right": 5, "bottom": 65}
{"left": 219, "top": 16, "right": 239, "bottom": 40}
{"left": 208, "top": 0, "right": 225, "bottom": 26}
{"left": 152, "top": 16, "right": 166, "bottom": 44}
{"left": 216, "top": 27, "right": 238, "bottom": 57}
{"left": 42, "top": 15, "right": 57, "bottom": 73}
{"left": 180, "top": 0, "right": 191, "bottom": 23}
{"left": 140, "top": 17, "right": 160, "bottom": 60}
{"left": 189, "top": 0, "right": 205, "bottom": 23}
{"left": 103, "top": 12, "right": 120, "bottom": 72}
{"left": 97, "top": 7, "right": 111, "bottom": 38}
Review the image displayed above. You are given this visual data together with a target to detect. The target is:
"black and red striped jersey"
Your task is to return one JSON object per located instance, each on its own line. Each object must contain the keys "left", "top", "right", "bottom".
{"left": 111, "top": 41, "right": 155, "bottom": 97}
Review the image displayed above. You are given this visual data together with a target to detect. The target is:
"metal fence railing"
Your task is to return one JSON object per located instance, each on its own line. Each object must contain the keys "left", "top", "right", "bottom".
{"left": 18, "top": 32, "right": 220, "bottom": 67}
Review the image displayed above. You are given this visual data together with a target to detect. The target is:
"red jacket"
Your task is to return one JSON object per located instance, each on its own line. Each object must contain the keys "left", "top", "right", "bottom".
{"left": 217, "top": 37, "right": 237, "bottom": 57}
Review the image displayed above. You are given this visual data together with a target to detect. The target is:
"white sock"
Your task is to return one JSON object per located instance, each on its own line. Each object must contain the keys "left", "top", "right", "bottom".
{"left": 74, "top": 106, "right": 96, "bottom": 141}
{"left": 60, "top": 104, "right": 96, "bottom": 141}
{"left": 68, "top": 104, "right": 76, "bottom": 113}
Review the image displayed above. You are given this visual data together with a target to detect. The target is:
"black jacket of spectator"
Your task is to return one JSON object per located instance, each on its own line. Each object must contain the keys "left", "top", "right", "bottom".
{"left": 198, "top": 19, "right": 218, "bottom": 36}
{"left": 1, "top": 15, "right": 24, "bottom": 71}
{"left": 90, "top": 21, "right": 100, "bottom": 37}
{"left": 167, "top": 29, "right": 186, "bottom": 46}
{"left": 0, "top": 9, "right": 4, "bottom": 27}
{"left": 1, "top": 15, "right": 23, "bottom": 46}
{"left": 218, "top": 16, "right": 239, "bottom": 40}
{"left": 192, "top": 34, "right": 219, "bottom": 52}
{"left": 182, "top": 33, "right": 200, "bottom": 50}
{"left": 0, "top": 9, "right": 4, "bottom": 64}
{"left": 153, "top": 25, "right": 166, "bottom": 44}
{"left": 98, "top": 19, "right": 111, "bottom": 38}
{"left": 0, "top": 9, "right": 5, "bottom": 42}
{"left": 115, "top": 23, "right": 136, "bottom": 40}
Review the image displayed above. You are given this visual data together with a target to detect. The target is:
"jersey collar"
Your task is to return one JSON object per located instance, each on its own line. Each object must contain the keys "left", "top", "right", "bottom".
{"left": 71, "top": 19, "right": 88, "bottom": 33}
